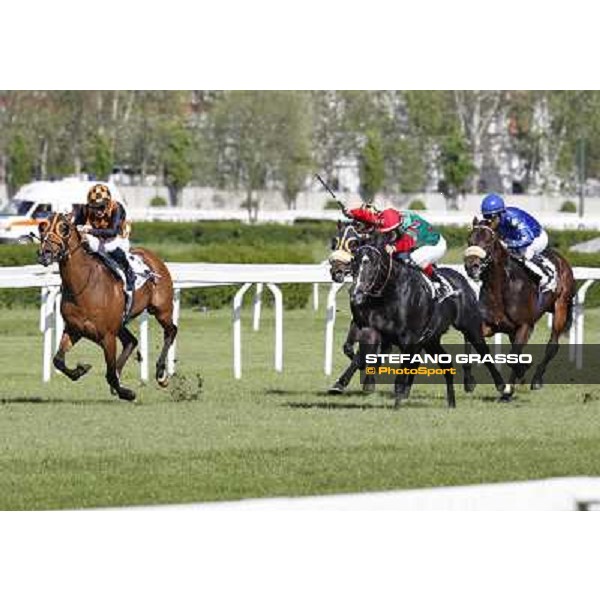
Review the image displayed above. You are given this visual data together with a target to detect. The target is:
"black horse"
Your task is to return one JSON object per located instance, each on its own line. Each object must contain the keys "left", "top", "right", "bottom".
{"left": 336, "top": 236, "right": 511, "bottom": 407}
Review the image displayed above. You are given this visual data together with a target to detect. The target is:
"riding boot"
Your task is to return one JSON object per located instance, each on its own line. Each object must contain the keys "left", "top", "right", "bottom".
{"left": 430, "top": 269, "right": 458, "bottom": 303}
{"left": 109, "top": 248, "right": 135, "bottom": 320}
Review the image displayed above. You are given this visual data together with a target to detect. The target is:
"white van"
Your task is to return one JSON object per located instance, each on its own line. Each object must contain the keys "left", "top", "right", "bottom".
{"left": 0, "top": 178, "right": 125, "bottom": 243}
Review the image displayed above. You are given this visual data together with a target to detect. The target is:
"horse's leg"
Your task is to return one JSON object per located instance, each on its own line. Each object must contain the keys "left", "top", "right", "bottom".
{"left": 531, "top": 299, "right": 570, "bottom": 390}
{"left": 116, "top": 326, "right": 139, "bottom": 377}
{"left": 329, "top": 327, "right": 380, "bottom": 395}
{"left": 464, "top": 327, "right": 511, "bottom": 400}
{"left": 431, "top": 339, "right": 456, "bottom": 408}
{"left": 394, "top": 347, "right": 416, "bottom": 408}
{"left": 462, "top": 338, "right": 477, "bottom": 393}
{"left": 506, "top": 324, "right": 532, "bottom": 394}
{"left": 152, "top": 307, "right": 178, "bottom": 387}
{"left": 53, "top": 329, "right": 92, "bottom": 381}
{"left": 101, "top": 333, "right": 136, "bottom": 402}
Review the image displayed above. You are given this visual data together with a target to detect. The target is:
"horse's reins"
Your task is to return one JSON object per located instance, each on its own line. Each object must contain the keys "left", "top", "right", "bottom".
{"left": 356, "top": 245, "right": 393, "bottom": 297}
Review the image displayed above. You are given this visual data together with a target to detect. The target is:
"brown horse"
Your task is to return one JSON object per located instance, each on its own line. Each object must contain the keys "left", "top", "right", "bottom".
{"left": 464, "top": 217, "right": 575, "bottom": 391}
{"left": 37, "top": 212, "right": 178, "bottom": 401}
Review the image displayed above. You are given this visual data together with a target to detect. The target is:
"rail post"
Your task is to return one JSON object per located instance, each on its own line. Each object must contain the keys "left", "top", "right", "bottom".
{"left": 252, "top": 283, "right": 263, "bottom": 331}
{"left": 324, "top": 282, "right": 344, "bottom": 375}
{"left": 232, "top": 283, "right": 252, "bottom": 379}
{"left": 266, "top": 283, "right": 283, "bottom": 372}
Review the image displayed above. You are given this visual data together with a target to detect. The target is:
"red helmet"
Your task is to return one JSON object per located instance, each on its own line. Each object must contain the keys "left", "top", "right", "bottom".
{"left": 379, "top": 208, "right": 402, "bottom": 232}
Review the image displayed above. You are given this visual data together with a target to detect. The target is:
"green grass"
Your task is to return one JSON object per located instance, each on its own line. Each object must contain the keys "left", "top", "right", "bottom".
{"left": 1, "top": 304, "right": 600, "bottom": 509}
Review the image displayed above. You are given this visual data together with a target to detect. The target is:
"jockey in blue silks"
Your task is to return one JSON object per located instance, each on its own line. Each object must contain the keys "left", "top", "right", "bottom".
{"left": 480, "top": 193, "right": 555, "bottom": 291}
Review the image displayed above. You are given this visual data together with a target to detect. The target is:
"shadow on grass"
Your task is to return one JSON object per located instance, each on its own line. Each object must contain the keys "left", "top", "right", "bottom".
{"left": 0, "top": 396, "right": 133, "bottom": 406}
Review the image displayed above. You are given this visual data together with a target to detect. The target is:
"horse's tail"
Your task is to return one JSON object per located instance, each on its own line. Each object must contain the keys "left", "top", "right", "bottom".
{"left": 564, "top": 293, "right": 575, "bottom": 335}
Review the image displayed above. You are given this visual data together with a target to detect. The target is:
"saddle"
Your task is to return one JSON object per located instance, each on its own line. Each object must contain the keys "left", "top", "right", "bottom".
{"left": 513, "top": 252, "right": 557, "bottom": 292}
{"left": 95, "top": 251, "right": 157, "bottom": 291}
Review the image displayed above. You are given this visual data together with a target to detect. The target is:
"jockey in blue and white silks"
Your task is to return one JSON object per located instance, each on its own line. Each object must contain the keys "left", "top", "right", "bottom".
{"left": 480, "top": 193, "right": 555, "bottom": 291}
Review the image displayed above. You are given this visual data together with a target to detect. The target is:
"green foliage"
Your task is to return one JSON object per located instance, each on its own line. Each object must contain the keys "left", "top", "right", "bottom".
{"left": 560, "top": 200, "right": 577, "bottom": 213}
{"left": 359, "top": 129, "right": 385, "bottom": 201}
{"left": 162, "top": 123, "right": 193, "bottom": 206}
{"left": 395, "top": 138, "right": 426, "bottom": 193}
{"left": 7, "top": 135, "right": 33, "bottom": 196}
{"left": 408, "top": 199, "right": 427, "bottom": 211}
{"left": 150, "top": 196, "right": 168, "bottom": 207}
{"left": 87, "top": 133, "right": 113, "bottom": 180}
{"left": 324, "top": 199, "right": 340, "bottom": 210}
{"left": 439, "top": 129, "right": 476, "bottom": 198}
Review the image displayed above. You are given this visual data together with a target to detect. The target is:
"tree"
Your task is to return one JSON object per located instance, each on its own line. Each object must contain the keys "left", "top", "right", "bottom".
{"left": 277, "top": 92, "right": 313, "bottom": 209}
{"left": 7, "top": 135, "right": 33, "bottom": 196}
{"left": 87, "top": 133, "right": 113, "bottom": 180}
{"left": 359, "top": 129, "right": 385, "bottom": 201}
{"left": 162, "top": 122, "right": 193, "bottom": 206}
{"left": 453, "top": 90, "right": 506, "bottom": 192}
{"left": 438, "top": 128, "right": 475, "bottom": 208}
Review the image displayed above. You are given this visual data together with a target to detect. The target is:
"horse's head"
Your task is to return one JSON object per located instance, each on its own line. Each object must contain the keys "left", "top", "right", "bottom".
{"left": 464, "top": 217, "right": 501, "bottom": 281}
{"left": 328, "top": 220, "right": 364, "bottom": 283}
{"left": 351, "top": 235, "right": 391, "bottom": 305}
{"left": 37, "top": 212, "right": 76, "bottom": 266}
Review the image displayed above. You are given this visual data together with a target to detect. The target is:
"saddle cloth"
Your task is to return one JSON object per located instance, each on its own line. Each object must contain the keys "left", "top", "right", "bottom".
{"left": 99, "top": 252, "right": 156, "bottom": 291}
{"left": 536, "top": 253, "right": 558, "bottom": 290}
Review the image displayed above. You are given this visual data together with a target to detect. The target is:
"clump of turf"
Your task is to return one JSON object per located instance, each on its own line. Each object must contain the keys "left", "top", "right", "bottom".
{"left": 169, "top": 373, "right": 204, "bottom": 402}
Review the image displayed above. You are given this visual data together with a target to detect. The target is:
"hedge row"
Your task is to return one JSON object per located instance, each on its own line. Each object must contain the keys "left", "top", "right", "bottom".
{"left": 2, "top": 222, "right": 599, "bottom": 309}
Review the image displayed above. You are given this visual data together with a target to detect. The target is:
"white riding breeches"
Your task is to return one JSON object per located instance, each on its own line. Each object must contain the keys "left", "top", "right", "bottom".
{"left": 411, "top": 236, "right": 447, "bottom": 268}
{"left": 521, "top": 230, "right": 548, "bottom": 260}
{"left": 85, "top": 234, "right": 130, "bottom": 254}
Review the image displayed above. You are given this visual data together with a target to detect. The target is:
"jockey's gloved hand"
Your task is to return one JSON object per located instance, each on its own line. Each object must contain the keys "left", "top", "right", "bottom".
{"left": 77, "top": 225, "right": 91, "bottom": 233}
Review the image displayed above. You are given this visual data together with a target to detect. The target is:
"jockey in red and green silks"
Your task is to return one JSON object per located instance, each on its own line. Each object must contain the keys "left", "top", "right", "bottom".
{"left": 343, "top": 200, "right": 455, "bottom": 301}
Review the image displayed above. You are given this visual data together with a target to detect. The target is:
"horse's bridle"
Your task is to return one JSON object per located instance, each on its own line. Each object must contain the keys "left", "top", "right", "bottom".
{"left": 39, "top": 213, "right": 83, "bottom": 263}
{"left": 464, "top": 223, "right": 497, "bottom": 273}
{"left": 354, "top": 244, "right": 393, "bottom": 297}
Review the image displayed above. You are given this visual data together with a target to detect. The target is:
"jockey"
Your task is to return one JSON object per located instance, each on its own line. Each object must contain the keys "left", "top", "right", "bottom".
{"left": 73, "top": 183, "right": 135, "bottom": 317}
{"left": 480, "top": 193, "right": 554, "bottom": 290}
{"left": 343, "top": 199, "right": 456, "bottom": 302}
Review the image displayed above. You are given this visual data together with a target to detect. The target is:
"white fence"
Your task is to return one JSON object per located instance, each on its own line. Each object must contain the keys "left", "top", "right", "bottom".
{"left": 1, "top": 262, "right": 599, "bottom": 382}
{"left": 127, "top": 207, "right": 600, "bottom": 230}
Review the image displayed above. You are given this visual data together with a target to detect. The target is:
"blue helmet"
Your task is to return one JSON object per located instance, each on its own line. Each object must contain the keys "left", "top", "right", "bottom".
{"left": 481, "top": 194, "right": 505, "bottom": 217}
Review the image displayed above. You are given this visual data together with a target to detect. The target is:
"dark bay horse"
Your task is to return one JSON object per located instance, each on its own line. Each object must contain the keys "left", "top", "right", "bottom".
{"left": 37, "top": 213, "right": 178, "bottom": 401}
{"left": 464, "top": 217, "right": 575, "bottom": 390}
{"left": 328, "top": 222, "right": 508, "bottom": 401}
{"left": 336, "top": 238, "right": 510, "bottom": 408}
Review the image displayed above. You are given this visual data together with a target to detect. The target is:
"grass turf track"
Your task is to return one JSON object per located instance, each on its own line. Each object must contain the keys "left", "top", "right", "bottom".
{"left": 1, "top": 302, "right": 600, "bottom": 510}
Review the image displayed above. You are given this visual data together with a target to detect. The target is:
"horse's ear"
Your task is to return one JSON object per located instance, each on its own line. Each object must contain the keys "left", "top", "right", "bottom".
{"left": 38, "top": 219, "right": 49, "bottom": 235}
{"left": 472, "top": 216, "right": 479, "bottom": 228}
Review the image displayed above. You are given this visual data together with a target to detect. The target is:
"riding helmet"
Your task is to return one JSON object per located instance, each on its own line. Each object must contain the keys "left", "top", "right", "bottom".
{"left": 379, "top": 208, "right": 402, "bottom": 232}
{"left": 481, "top": 193, "right": 505, "bottom": 217}
{"left": 87, "top": 183, "right": 112, "bottom": 208}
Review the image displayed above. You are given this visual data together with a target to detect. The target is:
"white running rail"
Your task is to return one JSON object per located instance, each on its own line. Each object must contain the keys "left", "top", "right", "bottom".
{"left": 1, "top": 262, "right": 599, "bottom": 382}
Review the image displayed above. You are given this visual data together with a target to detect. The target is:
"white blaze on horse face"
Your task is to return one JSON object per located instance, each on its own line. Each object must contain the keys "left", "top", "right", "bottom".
{"left": 356, "top": 255, "right": 369, "bottom": 291}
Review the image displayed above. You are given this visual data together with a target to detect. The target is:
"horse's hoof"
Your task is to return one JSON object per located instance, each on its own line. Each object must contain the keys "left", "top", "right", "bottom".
{"left": 463, "top": 381, "right": 477, "bottom": 393}
{"left": 117, "top": 388, "right": 136, "bottom": 402}
{"left": 110, "top": 387, "right": 117, "bottom": 396}
{"left": 157, "top": 373, "right": 170, "bottom": 388}
{"left": 362, "top": 382, "right": 376, "bottom": 394}
{"left": 72, "top": 363, "right": 92, "bottom": 381}
{"left": 498, "top": 393, "right": 513, "bottom": 403}
{"left": 393, "top": 398, "right": 403, "bottom": 409}
{"left": 328, "top": 383, "right": 345, "bottom": 395}
{"left": 530, "top": 380, "right": 543, "bottom": 391}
